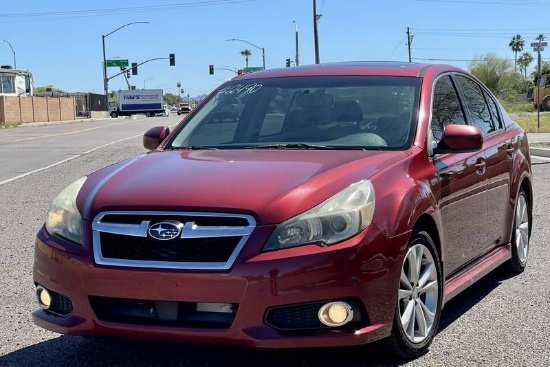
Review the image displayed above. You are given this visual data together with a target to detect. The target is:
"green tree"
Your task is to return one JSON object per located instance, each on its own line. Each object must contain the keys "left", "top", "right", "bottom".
{"left": 509, "top": 34, "right": 525, "bottom": 72}
{"left": 468, "top": 52, "right": 514, "bottom": 95}
{"left": 517, "top": 52, "right": 534, "bottom": 78}
{"left": 531, "top": 61, "right": 550, "bottom": 84}
{"left": 163, "top": 93, "right": 179, "bottom": 106}
{"left": 537, "top": 34, "right": 545, "bottom": 42}
{"left": 240, "top": 49, "right": 252, "bottom": 68}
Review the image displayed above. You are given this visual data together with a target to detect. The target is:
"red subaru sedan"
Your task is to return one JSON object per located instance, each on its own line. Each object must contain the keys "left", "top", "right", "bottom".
{"left": 33, "top": 62, "right": 533, "bottom": 358}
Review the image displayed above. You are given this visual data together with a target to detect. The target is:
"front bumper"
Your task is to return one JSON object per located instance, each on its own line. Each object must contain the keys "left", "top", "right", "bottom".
{"left": 32, "top": 225, "right": 405, "bottom": 349}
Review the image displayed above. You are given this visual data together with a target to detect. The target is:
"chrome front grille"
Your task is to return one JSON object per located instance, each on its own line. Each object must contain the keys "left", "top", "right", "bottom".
{"left": 92, "top": 211, "right": 256, "bottom": 270}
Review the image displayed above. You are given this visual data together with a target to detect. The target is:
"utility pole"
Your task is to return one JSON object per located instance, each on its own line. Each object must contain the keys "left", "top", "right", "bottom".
{"left": 294, "top": 21, "right": 300, "bottom": 66}
{"left": 407, "top": 27, "right": 414, "bottom": 63}
{"left": 313, "top": 0, "right": 320, "bottom": 64}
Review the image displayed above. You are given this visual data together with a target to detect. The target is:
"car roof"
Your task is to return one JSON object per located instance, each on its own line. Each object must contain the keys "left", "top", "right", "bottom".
{"left": 234, "top": 61, "right": 464, "bottom": 80}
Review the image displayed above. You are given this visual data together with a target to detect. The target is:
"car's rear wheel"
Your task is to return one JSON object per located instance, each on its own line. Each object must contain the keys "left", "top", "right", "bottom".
{"left": 506, "top": 190, "right": 530, "bottom": 274}
{"left": 386, "top": 231, "right": 442, "bottom": 359}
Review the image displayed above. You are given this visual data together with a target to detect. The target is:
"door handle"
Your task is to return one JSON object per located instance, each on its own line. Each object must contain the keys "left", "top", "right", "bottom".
{"left": 475, "top": 162, "right": 486, "bottom": 169}
{"left": 506, "top": 144, "right": 516, "bottom": 158}
{"left": 475, "top": 160, "right": 486, "bottom": 175}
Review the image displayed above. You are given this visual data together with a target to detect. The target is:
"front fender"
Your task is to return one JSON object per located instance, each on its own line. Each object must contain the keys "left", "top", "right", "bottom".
{"left": 371, "top": 148, "right": 440, "bottom": 247}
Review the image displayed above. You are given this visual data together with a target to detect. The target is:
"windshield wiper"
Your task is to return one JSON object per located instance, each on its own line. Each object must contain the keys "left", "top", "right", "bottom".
{"left": 166, "top": 146, "right": 218, "bottom": 150}
{"left": 245, "top": 143, "right": 334, "bottom": 150}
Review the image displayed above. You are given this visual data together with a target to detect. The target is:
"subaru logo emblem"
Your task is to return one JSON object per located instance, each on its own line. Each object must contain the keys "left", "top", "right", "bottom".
{"left": 148, "top": 221, "right": 183, "bottom": 240}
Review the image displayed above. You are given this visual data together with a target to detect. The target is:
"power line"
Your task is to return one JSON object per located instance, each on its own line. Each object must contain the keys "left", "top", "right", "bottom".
{"left": 0, "top": 0, "right": 256, "bottom": 23}
{"left": 387, "top": 35, "right": 407, "bottom": 59}
{"left": 414, "top": 0, "right": 550, "bottom": 5}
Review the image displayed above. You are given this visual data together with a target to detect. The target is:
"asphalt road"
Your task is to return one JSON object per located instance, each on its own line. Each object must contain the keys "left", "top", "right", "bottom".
{"left": 0, "top": 117, "right": 549, "bottom": 366}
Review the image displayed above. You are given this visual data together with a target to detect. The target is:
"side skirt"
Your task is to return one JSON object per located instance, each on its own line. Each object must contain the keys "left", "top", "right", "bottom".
{"left": 443, "top": 245, "right": 511, "bottom": 304}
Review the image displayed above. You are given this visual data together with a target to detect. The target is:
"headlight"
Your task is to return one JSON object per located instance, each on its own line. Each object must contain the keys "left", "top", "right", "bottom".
{"left": 263, "top": 180, "right": 375, "bottom": 251}
{"left": 45, "top": 177, "right": 87, "bottom": 244}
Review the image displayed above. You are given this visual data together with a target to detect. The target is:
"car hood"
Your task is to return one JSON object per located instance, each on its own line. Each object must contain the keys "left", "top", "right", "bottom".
{"left": 79, "top": 149, "right": 406, "bottom": 225}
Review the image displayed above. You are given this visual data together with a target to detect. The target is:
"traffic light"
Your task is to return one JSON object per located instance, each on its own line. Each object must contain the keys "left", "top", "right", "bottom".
{"left": 286, "top": 58, "right": 291, "bottom": 67}
{"left": 209, "top": 64, "right": 214, "bottom": 75}
{"left": 131, "top": 62, "right": 138, "bottom": 75}
{"left": 126, "top": 69, "right": 131, "bottom": 78}
{"left": 169, "top": 53, "right": 175, "bottom": 66}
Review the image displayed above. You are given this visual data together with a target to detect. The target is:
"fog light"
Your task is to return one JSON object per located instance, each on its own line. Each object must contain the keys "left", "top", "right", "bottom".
{"left": 318, "top": 301, "right": 353, "bottom": 327}
{"left": 36, "top": 286, "right": 52, "bottom": 310}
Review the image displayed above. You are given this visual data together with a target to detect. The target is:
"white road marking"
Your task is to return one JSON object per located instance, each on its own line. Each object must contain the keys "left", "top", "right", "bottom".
{"left": 0, "top": 134, "right": 142, "bottom": 187}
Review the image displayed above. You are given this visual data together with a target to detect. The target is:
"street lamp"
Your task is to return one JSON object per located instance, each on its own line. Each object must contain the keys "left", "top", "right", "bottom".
{"left": 227, "top": 38, "right": 265, "bottom": 70}
{"left": 102, "top": 21, "right": 149, "bottom": 97}
{"left": 143, "top": 78, "right": 154, "bottom": 89}
{"left": 3, "top": 40, "right": 16, "bottom": 69}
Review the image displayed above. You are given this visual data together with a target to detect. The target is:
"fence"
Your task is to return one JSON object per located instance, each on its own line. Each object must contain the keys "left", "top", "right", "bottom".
{"left": 0, "top": 93, "right": 108, "bottom": 124}
{"left": 72, "top": 93, "right": 108, "bottom": 118}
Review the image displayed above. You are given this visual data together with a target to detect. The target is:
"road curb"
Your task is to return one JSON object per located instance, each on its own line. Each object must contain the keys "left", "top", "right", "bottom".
{"left": 530, "top": 147, "right": 550, "bottom": 158}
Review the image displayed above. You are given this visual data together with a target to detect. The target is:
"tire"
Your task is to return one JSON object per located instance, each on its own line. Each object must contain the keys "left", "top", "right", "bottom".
{"left": 110, "top": 111, "right": 118, "bottom": 118}
{"left": 386, "top": 230, "right": 443, "bottom": 359}
{"left": 506, "top": 190, "right": 530, "bottom": 274}
{"left": 542, "top": 96, "right": 550, "bottom": 112}
{"left": 145, "top": 112, "right": 152, "bottom": 117}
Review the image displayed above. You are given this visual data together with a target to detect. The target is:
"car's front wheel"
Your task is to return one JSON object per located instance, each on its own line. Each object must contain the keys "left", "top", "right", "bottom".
{"left": 506, "top": 189, "right": 530, "bottom": 274}
{"left": 386, "top": 230, "right": 443, "bottom": 359}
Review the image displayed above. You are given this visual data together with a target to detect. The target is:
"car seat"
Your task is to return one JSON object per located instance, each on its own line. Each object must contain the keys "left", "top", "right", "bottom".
{"left": 331, "top": 99, "right": 363, "bottom": 123}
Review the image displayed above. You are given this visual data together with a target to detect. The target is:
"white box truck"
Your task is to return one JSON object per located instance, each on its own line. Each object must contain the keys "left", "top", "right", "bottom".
{"left": 109, "top": 89, "right": 165, "bottom": 118}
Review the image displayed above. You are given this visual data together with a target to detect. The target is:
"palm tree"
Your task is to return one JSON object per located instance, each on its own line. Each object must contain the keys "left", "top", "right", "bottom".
{"left": 509, "top": 34, "right": 525, "bottom": 72}
{"left": 517, "top": 52, "right": 534, "bottom": 78}
{"left": 240, "top": 49, "right": 252, "bottom": 69}
{"left": 537, "top": 34, "right": 545, "bottom": 43}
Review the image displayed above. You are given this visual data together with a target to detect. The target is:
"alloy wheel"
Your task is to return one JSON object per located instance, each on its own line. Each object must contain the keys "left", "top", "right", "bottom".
{"left": 514, "top": 193, "right": 530, "bottom": 266}
{"left": 398, "top": 243, "right": 439, "bottom": 343}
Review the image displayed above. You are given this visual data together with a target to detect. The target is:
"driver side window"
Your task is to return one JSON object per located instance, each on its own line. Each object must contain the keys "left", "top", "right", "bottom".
{"left": 431, "top": 75, "right": 466, "bottom": 142}
{"left": 455, "top": 75, "right": 495, "bottom": 136}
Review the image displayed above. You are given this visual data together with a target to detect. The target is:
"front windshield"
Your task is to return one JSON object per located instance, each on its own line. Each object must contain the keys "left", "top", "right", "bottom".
{"left": 167, "top": 76, "right": 420, "bottom": 150}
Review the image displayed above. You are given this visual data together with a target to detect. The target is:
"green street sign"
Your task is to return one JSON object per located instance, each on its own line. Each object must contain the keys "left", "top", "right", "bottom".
{"left": 242, "top": 66, "right": 263, "bottom": 73}
{"left": 106, "top": 59, "right": 129, "bottom": 67}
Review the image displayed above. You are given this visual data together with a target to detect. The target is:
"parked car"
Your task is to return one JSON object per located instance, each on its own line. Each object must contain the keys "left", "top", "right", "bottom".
{"left": 33, "top": 62, "right": 533, "bottom": 359}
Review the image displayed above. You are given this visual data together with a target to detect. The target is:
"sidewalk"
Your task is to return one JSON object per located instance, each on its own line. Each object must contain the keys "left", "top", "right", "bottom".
{"left": 526, "top": 133, "right": 550, "bottom": 158}
{"left": 527, "top": 132, "right": 550, "bottom": 143}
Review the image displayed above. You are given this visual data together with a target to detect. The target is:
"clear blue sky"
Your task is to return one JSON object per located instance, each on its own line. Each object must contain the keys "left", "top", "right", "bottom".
{"left": 1, "top": 0, "right": 549, "bottom": 97}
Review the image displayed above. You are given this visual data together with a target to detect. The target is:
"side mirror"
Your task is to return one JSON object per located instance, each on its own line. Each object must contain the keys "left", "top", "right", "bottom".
{"left": 433, "top": 124, "right": 482, "bottom": 154}
{"left": 143, "top": 126, "right": 170, "bottom": 151}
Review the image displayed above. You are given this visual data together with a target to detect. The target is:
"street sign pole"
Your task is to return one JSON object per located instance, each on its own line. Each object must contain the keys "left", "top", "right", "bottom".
{"left": 532, "top": 41, "right": 547, "bottom": 130}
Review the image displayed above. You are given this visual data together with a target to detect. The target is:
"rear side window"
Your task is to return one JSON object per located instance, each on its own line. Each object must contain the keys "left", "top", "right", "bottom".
{"left": 455, "top": 75, "right": 495, "bottom": 136}
{"left": 431, "top": 75, "right": 466, "bottom": 141}
{"left": 484, "top": 90, "right": 503, "bottom": 130}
